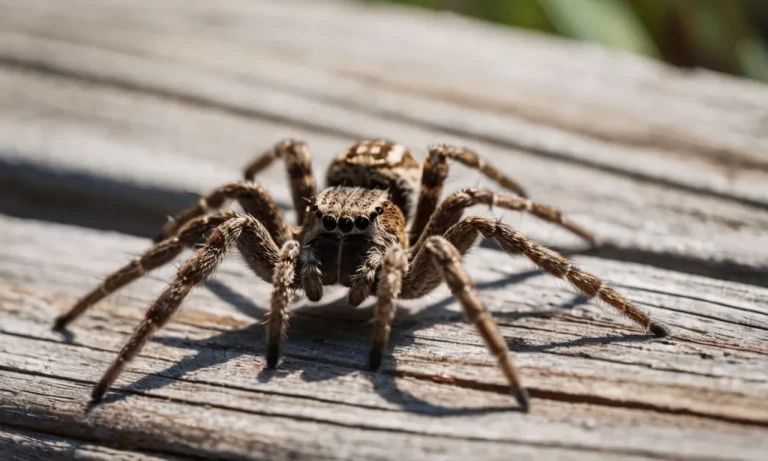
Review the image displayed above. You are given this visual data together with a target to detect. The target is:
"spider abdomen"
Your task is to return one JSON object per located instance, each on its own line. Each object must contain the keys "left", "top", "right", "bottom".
{"left": 326, "top": 140, "right": 421, "bottom": 220}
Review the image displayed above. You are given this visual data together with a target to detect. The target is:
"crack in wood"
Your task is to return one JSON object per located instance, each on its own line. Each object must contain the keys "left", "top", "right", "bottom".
{"left": 3, "top": 326, "right": 765, "bottom": 430}
{"left": 0, "top": 367, "right": 711, "bottom": 461}
{"left": 0, "top": 424, "right": 193, "bottom": 461}
{"left": 394, "top": 369, "right": 768, "bottom": 428}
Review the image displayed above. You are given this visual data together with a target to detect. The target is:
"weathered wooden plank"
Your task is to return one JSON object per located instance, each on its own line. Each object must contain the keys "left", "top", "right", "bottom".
{"left": 0, "top": 215, "right": 767, "bottom": 460}
{"left": 1, "top": 0, "right": 767, "bottom": 208}
{"left": 2, "top": 371, "right": 683, "bottom": 461}
{"left": 0, "top": 427, "right": 177, "bottom": 461}
{"left": 1, "top": 0, "right": 767, "bottom": 459}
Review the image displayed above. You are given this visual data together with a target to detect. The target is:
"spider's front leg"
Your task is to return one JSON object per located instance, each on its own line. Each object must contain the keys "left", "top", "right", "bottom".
{"left": 410, "top": 144, "right": 527, "bottom": 245}
{"left": 402, "top": 236, "right": 530, "bottom": 412}
{"left": 266, "top": 240, "right": 301, "bottom": 368}
{"left": 368, "top": 246, "right": 407, "bottom": 370}
{"left": 397, "top": 218, "right": 674, "bottom": 413}
{"left": 91, "top": 214, "right": 281, "bottom": 402}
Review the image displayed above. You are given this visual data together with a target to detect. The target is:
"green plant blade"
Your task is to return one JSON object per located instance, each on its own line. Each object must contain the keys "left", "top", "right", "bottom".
{"left": 539, "top": 0, "right": 659, "bottom": 56}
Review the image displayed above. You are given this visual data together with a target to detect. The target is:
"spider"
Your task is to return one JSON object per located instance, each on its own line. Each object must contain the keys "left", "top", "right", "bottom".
{"left": 53, "top": 139, "right": 671, "bottom": 412}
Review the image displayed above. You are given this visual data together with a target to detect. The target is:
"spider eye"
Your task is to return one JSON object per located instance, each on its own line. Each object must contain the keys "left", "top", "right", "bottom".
{"left": 322, "top": 215, "right": 337, "bottom": 231}
{"left": 375, "top": 206, "right": 384, "bottom": 215}
{"left": 338, "top": 217, "right": 354, "bottom": 233}
{"left": 315, "top": 209, "right": 323, "bottom": 218}
{"left": 354, "top": 216, "right": 370, "bottom": 230}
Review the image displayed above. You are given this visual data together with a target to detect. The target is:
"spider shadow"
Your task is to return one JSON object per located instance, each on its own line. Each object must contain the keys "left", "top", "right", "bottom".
{"left": 91, "top": 270, "right": 541, "bottom": 414}
{"left": 91, "top": 265, "right": 655, "bottom": 416}
{"left": 205, "top": 278, "right": 267, "bottom": 320}
{"left": 92, "top": 321, "right": 266, "bottom": 409}
{"left": 54, "top": 327, "right": 75, "bottom": 344}
{"left": 512, "top": 333, "right": 650, "bottom": 353}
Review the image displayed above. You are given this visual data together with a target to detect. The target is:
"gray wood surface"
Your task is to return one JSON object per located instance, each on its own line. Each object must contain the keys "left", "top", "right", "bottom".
{"left": 1, "top": 0, "right": 767, "bottom": 460}
{"left": 0, "top": 427, "right": 176, "bottom": 461}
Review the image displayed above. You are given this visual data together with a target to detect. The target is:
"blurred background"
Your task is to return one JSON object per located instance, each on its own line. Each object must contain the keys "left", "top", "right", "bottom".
{"left": 367, "top": 0, "right": 768, "bottom": 82}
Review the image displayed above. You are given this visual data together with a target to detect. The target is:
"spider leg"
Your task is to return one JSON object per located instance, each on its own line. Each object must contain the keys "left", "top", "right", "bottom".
{"left": 91, "top": 214, "right": 281, "bottom": 402}
{"left": 53, "top": 211, "right": 239, "bottom": 330}
{"left": 411, "top": 188, "right": 596, "bottom": 251}
{"left": 369, "top": 246, "right": 407, "bottom": 370}
{"left": 404, "top": 216, "right": 671, "bottom": 337}
{"left": 410, "top": 144, "right": 527, "bottom": 245}
{"left": 266, "top": 240, "right": 301, "bottom": 368}
{"left": 406, "top": 236, "right": 529, "bottom": 412}
{"left": 156, "top": 181, "right": 291, "bottom": 244}
{"left": 244, "top": 139, "right": 317, "bottom": 226}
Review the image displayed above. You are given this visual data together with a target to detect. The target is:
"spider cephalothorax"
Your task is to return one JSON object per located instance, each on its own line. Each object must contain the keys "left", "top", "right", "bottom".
{"left": 54, "top": 139, "right": 671, "bottom": 412}
{"left": 299, "top": 187, "right": 404, "bottom": 297}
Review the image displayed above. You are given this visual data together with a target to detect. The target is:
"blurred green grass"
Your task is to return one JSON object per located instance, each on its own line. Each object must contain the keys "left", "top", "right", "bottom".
{"left": 364, "top": 0, "right": 768, "bottom": 82}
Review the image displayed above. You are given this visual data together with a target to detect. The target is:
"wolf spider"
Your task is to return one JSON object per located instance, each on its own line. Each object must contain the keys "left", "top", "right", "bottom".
{"left": 54, "top": 139, "right": 671, "bottom": 412}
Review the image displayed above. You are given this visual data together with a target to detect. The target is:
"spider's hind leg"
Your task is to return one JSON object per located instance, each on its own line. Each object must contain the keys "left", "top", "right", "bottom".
{"left": 410, "top": 144, "right": 527, "bottom": 245}
{"left": 463, "top": 216, "right": 671, "bottom": 337}
{"left": 411, "top": 188, "right": 596, "bottom": 250}
{"left": 405, "top": 216, "right": 671, "bottom": 338}
{"left": 405, "top": 236, "right": 529, "bottom": 412}
{"left": 158, "top": 139, "right": 316, "bottom": 242}
{"left": 244, "top": 139, "right": 317, "bottom": 226}
{"left": 156, "top": 181, "right": 291, "bottom": 244}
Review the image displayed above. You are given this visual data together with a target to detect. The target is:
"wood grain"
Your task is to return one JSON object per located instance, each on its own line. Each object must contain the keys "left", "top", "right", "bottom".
{"left": 0, "top": 0, "right": 767, "bottom": 459}
{"left": 1, "top": 215, "right": 767, "bottom": 460}
{"left": 0, "top": 427, "right": 177, "bottom": 461}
